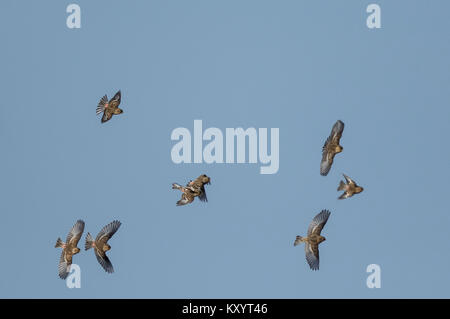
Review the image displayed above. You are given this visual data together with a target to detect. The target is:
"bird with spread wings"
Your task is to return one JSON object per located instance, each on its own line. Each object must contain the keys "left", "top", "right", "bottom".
{"left": 55, "top": 220, "right": 85, "bottom": 279}
{"left": 337, "top": 174, "right": 364, "bottom": 199}
{"left": 85, "top": 220, "right": 121, "bottom": 273}
{"left": 172, "top": 174, "right": 211, "bottom": 206}
{"left": 294, "top": 210, "right": 331, "bottom": 271}
{"left": 320, "top": 120, "right": 344, "bottom": 176}
{"left": 96, "top": 90, "right": 123, "bottom": 123}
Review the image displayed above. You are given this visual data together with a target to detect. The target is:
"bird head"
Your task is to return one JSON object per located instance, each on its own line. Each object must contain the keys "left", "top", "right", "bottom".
{"left": 319, "top": 236, "right": 326, "bottom": 243}
{"left": 72, "top": 247, "right": 81, "bottom": 254}
{"left": 114, "top": 108, "right": 123, "bottom": 115}
{"left": 356, "top": 186, "right": 364, "bottom": 193}
{"left": 103, "top": 244, "right": 111, "bottom": 252}
{"left": 200, "top": 174, "right": 211, "bottom": 185}
{"left": 335, "top": 145, "right": 343, "bottom": 153}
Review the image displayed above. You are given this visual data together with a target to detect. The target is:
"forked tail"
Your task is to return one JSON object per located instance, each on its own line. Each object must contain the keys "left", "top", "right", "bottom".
{"left": 85, "top": 232, "right": 94, "bottom": 251}
{"left": 55, "top": 237, "right": 64, "bottom": 248}
{"left": 172, "top": 183, "right": 183, "bottom": 191}
{"left": 294, "top": 236, "right": 305, "bottom": 246}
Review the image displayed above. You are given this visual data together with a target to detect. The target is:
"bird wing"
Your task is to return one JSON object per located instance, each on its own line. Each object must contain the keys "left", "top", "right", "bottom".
{"left": 176, "top": 192, "right": 194, "bottom": 206}
{"left": 343, "top": 174, "right": 355, "bottom": 186}
{"left": 338, "top": 192, "right": 350, "bottom": 200}
{"left": 65, "top": 220, "right": 85, "bottom": 246}
{"left": 58, "top": 251, "right": 71, "bottom": 279}
{"left": 320, "top": 143, "right": 335, "bottom": 176}
{"left": 320, "top": 121, "right": 344, "bottom": 176}
{"left": 95, "top": 220, "right": 122, "bottom": 242}
{"left": 198, "top": 185, "right": 208, "bottom": 202}
{"left": 304, "top": 242, "right": 320, "bottom": 271}
{"left": 101, "top": 109, "right": 114, "bottom": 123}
{"left": 94, "top": 248, "right": 114, "bottom": 273}
{"left": 109, "top": 90, "right": 121, "bottom": 108}
{"left": 307, "top": 210, "right": 331, "bottom": 236}
{"left": 330, "top": 120, "right": 344, "bottom": 144}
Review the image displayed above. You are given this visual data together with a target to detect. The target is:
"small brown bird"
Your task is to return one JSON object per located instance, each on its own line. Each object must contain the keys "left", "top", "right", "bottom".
{"left": 337, "top": 174, "right": 364, "bottom": 199}
{"left": 55, "top": 220, "right": 85, "bottom": 279}
{"left": 294, "top": 210, "right": 330, "bottom": 271}
{"left": 85, "top": 220, "right": 121, "bottom": 273}
{"left": 172, "top": 174, "right": 211, "bottom": 206}
{"left": 190, "top": 174, "right": 211, "bottom": 203}
{"left": 96, "top": 90, "right": 123, "bottom": 123}
{"left": 320, "top": 120, "right": 344, "bottom": 176}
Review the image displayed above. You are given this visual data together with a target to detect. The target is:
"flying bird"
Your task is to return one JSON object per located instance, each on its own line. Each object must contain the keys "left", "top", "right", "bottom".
{"left": 55, "top": 220, "right": 85, "bottom": 279}
{"left": 190, "top": 174, "right": 211, "bottom": 203}
{"left": 294, "top": 210, "right": 331, "bottom": 271}
{"left": 337, "top": 174, "right": 364, "bottom": 199}
{"left": 85, "top": 220, "right": 121, "bottom": 273}
{"left": 172, "top": 182, "right": 197, "bottom": 206}
{"left": 320, "top": 120, "right": 344, "bottom": 176}
{"left": 172, "top": 174, "right": 211, "bottom": 206}
{"left": 96, "top": 90, "right": 123, "bottom": 123}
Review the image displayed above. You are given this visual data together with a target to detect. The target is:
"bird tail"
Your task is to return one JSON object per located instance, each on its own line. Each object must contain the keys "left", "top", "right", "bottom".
{"left": 176, "top": 198, "right": 189, "bottom": 206}
{"left": 294, "top": 236, "right": 305, "bottom": 246}
{"left": 337, "top": 180, "right": 346, "bottom": 191}
{"left": 172, "top": 183, "right": 183, "bottom": 191}
{"left": 85, "top": 232, "right": 94, "bottom": 251}
{"left": 96, "top": 95, "right": 108, "bottom": 115}
{"left": 55, "top": 237, "right": 64, "bottom": 248}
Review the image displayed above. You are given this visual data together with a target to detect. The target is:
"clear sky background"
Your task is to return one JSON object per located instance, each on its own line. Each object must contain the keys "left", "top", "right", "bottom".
{"left": 1, "top": 0, "right": 449, "bottom": 298}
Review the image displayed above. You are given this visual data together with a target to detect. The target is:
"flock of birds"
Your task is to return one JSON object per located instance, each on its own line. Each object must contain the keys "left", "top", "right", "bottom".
{"left": 55, "top": 91, "right": 365, "bottom": 279}
{"left": 55, "top": 220, "right": 121, "bottom": 279}
{"left": 294, "top": 120, "right": 364, "bottom": 270}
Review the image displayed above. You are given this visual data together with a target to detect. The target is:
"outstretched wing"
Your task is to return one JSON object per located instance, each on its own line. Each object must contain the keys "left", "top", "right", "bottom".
{"left": 58, "top": 251, "right": 71, "bottom": 279}
{"left": 343, "top": 174, "right": 355, "bottom": 186}
{"left": 307, "top": 210, "right": 331, "bottom": 236}
{"left": 320, "top": 121, "right": 344, "bottom": 176}
{"left": 198, "top": 185, "right": 208, "bottom": 202}
{"left": 109, "top": 90, "right": 121, "bottom": 108}
{"left": 94, "top": 249, "right": 114, "bottom": 273}
{"left": 176, "top": 192, "right": 194, "bottom": 206}
{"left": 305, "top": 243, "right": 320, "bottom": 270}
{"left": 320, "top": 144, "right": 335, "bottom": 176}
{"left": 330, "top": 120, "right": 344, "bottom": 143}
{"left": 65, "top": 220, "right": 85, "bottom": 246}
{"left": 95, "top": 220, "right": 122, "bottom": 242}
{"left": 101, "top": 110, "right": 113, "bottom": 123}
{"left": 338, "top": 192, "right": 350, "bottom": 200}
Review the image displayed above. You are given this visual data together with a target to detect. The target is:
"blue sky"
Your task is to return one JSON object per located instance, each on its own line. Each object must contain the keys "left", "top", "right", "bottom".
{"left": 0, "top": 0, "right": 449, "bottom": 298}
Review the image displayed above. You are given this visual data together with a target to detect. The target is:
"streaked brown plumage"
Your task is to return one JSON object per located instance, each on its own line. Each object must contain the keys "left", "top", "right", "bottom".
{"left": 55, "top": 220, "right": 85, "bottom": 279}
{"left": 294, "top": 210, "right": 330, "bottom": 271}
{"left": 337, "top": 174, "right": 364, "bottom": 199}
{"left": 96, "top": 90, "right": 123, "bottom": 123}
{"left": 85, "top": 220, "right": 121, "bottom": 273}
{"left": 172, "top": 174, "right": 211, "bottom": 206}
{"left": 320, "top": 120, "right": 344, "bottom": 176}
